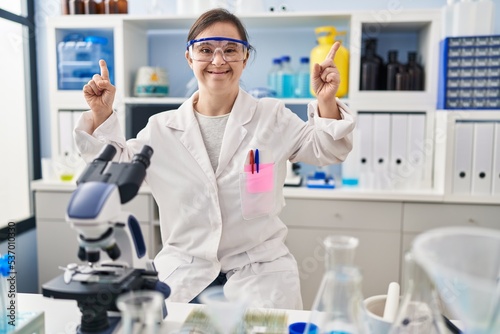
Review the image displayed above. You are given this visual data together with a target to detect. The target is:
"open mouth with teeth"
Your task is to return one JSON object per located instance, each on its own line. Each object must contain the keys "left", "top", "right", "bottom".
{"left": 208, "top": 70, "right": 230, "bottom": 74}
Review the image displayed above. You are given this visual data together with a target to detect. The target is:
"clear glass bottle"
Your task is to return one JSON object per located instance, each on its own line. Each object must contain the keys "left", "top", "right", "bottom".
{"left": 295, "top": 57, "right": 313, "bottom": 98}
{"left": 267, "top": 57, "right": 282, "bottom": 97}
{"left": 277, "top": 55, "right": 295, "bottom": 98}
{"left": 306, "top": 235, "right": 369, "bottom": 334}
{"left": 389, "top": 252, "right": 447, "bottom": 334}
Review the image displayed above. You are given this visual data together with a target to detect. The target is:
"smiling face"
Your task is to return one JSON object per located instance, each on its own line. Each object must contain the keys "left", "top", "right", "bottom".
{"left": 185, "top": 22, "right": 247, "bottom": 95}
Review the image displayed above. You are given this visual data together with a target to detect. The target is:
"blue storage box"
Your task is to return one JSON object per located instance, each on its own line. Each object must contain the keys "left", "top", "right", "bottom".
{"left": 57, "top": 34, "right": 114, "bottom": 90}
{"left": 437, "top": 35, "right": 500, "bottom": 110}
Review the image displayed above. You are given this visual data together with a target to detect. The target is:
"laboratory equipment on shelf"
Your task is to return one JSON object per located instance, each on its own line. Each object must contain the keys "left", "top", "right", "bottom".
{"left": 295, "top": 57, "right": 313, "bottom": 98}
{"left": 306, "top": 235, "right": 369, "bottom": 333}
{"left": 406, "top": 51, "right": 424, "bottom": 91}
{"left": 284, "top": 160, "right": 302, "bottom": 187}
{"left": 57, "top": 34, "right": 114, "bottom": 90}
{"left": 386, "top": 50, "right": 404, "bottom": 91}
{"left": 134, "top": 66, "right": 169, "bottom": 97}
{"left": 42, "top": 144, "right": 170, "bottom": 334}
{"left": 360, "top": 38, "right": 384, "bottom": 91}
{"left": 277, "top": 55, "right": 295, "bottom": 98}
{"left": 412, "top": 226, "right": 500, "bottom": 334}
{"left": 267, "top": 57, "right": 282, "bottom": 96}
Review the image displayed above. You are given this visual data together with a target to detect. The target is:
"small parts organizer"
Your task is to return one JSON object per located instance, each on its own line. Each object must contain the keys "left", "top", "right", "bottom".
{"left": 438, "top": 35, "right": 500, "bottom": 110}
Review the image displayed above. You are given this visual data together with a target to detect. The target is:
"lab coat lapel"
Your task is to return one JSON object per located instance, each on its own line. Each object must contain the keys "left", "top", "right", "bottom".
{"left": 215, "top": 89, "right": 256, "bottom": 178}
{"left": 165, "top": 96, "right": 216, "bottom": 185}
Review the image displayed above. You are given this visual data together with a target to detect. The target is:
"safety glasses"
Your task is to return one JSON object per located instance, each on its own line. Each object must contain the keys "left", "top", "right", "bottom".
{"left": 187, "top": 37, "right": 249, "bottom": 63}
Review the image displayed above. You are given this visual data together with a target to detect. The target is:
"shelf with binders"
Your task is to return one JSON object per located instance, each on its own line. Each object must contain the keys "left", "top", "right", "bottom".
{"left": 436, "top": 110, "right": 500, "bottom": 203}
{"left": 342, "top": 103, "right": 436, "bottom": 192}
{"left": 348, "top": 9, "right": 441, "bottom": 106}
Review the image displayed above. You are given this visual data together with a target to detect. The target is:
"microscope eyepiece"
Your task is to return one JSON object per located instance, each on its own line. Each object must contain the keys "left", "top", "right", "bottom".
{"left": 95, "top": 144, "right": 117, "bottom": 162}
{"left": 132, "top": 145, "right": 154, "bottom": 169}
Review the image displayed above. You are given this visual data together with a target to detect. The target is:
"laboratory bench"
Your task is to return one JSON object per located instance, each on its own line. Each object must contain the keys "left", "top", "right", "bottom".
{"left": 19, "top": 293, "right": 312, "bottom": 333}
{"left": 31, "top": 179, "right": 500, "bottom": 309}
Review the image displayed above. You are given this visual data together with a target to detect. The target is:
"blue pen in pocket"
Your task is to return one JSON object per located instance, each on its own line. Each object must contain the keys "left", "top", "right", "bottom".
{"left": 255, "top": 149, "right": 259, "bottom": 173}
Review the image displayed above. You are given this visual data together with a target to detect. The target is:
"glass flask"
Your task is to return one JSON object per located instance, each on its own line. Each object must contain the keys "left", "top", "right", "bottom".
{"left": 116, "top": 290, "right": 165, "bottom": 334}
{"left": 389, "top": 252, "right": 447, "bottom": 334}
{"left": 305, "top": 235, "right": 369, "bottom": 334}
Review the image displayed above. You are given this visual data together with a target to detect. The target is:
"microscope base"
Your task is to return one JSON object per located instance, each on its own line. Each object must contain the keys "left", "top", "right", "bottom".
{"left": 42, "top": 268, "right": 162, "bottom": 333}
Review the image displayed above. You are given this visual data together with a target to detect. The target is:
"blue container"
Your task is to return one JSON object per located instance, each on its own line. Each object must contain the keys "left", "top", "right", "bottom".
{"left": 57, "top": 35, "right": 114, "bottom": 90}
{"left": 437, "top": 35, "right": 500, "bottom": 110}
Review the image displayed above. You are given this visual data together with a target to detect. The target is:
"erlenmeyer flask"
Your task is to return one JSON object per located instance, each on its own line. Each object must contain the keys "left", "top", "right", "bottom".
{"left": 306, "top": 235, "right": 369, "bottom": 334}
{"left": 389, "top": 252, "right": 447, "bottom": 334}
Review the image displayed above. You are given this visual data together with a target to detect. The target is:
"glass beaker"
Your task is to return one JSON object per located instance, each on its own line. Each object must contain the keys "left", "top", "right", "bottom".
{"left": 198, "top": 286, "right": 248, "bottom": 334}
{"left": 116, "top": 290, "right": 165, "bottom": 334}
{"left": 389, "top": 252, "right": 447, "bottom": 334}
{"left": 306, "top": 235, "right": 368, "bottom": 334}
{"left": 412, "top": 226, "right": 500, "bottom": 333}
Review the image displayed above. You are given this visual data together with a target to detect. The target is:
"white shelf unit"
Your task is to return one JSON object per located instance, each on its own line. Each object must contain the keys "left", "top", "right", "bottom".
{"left": 47, "top": 16, "right": 127, "bottom": 156}
{"left": 348, "top": 9, "right": 442, "bottom": 105}
{"left": 43, "top": 9, "right": 500, "bottom": 305}
{"left": 435, "top": 110, "right": 500, "bottom": 204}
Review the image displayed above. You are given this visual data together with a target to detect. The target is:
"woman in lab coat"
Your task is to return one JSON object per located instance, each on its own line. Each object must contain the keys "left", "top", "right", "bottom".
{"left": 75, "top": 8, "right": 355, "bottom": 309}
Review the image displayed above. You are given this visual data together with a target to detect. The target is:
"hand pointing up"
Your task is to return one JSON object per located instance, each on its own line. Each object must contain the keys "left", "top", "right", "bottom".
{"left": 311, "top": 41, "right": 341, "bottom": 119}
{"left": 311, "top": 41, "right": 341, "bottom": 99}
{"left": 83, "top": 59, "right": 116, "bottom": 130}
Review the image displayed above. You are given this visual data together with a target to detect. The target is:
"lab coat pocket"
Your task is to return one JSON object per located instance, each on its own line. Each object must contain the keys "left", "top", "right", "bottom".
{"left": 239, "top": 163, "right": 275, "bottom": 220}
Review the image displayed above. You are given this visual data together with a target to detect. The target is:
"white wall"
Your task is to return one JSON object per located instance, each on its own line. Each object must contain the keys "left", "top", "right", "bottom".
{"left": 35, "top": 0, "right": 500, "bottom": 158}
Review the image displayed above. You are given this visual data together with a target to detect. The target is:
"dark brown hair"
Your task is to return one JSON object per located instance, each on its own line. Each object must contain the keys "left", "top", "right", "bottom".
{"left": 187, "top": 8, "right": 254, "bottom": 54}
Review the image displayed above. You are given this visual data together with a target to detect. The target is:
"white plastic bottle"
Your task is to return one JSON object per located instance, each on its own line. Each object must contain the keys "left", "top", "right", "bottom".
{"left": 451, "top": 0, "right": 493, "bottom": 36}
{"left": 295, "top": 57, "right": 313, "bottom": 98}
{"left": 277, "top": 55, "right": 295, "bottom": 98}
{"left": 267, "top": 57, "right": 282, "bottom": 97}
{"left": 441, "top": 0, "right": 456, "bottom": 38}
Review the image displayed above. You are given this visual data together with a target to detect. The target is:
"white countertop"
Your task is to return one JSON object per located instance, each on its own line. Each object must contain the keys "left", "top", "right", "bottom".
{"left": 19, "top": 293, "right": 311, "bottom": 333}
{"left": 31, "top": 179, "right": 500, "bottom": 205}
{"left": 31, "top": 179, "right": 443, "bottom": 202}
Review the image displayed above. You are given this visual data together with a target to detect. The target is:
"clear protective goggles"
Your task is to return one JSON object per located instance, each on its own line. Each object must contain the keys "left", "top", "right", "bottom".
{"left": 187, "top": 37, "right": 249, "bottom": 63}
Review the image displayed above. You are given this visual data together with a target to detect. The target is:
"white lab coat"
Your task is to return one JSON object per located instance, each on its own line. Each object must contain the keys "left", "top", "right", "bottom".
{"left": 75, "top": 88, "right": 355, "bottom": 309}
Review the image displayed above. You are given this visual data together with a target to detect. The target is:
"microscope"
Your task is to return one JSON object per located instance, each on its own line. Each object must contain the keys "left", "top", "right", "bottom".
{"left": 42, "top": 144, "right": 170, "bottom": 333}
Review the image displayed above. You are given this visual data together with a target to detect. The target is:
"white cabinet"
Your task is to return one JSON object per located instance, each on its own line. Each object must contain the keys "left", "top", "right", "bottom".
{"left": 280, "top": 198, "right": 402, "bottom": 309}
{"left": 34, "top": 185, "right": 159, "bottom": 289}
{"left": 401, "top": 201, "right": 500, "bottom": 252}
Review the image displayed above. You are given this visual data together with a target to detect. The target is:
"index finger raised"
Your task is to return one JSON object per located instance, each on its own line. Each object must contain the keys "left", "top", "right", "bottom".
{"left": 325, "top": 41, "right": 341, "bottom": 61}
{"left": 99, "top": 59, "right": 109, "bottom": 80}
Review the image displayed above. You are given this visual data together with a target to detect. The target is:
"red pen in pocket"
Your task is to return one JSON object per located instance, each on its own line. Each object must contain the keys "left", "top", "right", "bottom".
{"left": 248, "top": 150, "right": 254, "bottom": 174}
